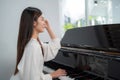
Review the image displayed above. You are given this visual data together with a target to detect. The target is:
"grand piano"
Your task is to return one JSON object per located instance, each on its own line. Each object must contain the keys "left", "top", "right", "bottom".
{"left": 44, "top": 24, "right": 120, "bottom": 80}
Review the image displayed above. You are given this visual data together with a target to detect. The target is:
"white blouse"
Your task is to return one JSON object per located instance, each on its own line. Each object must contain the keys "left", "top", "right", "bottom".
{"left": 10, "top": 38, "right": 61, "bottom": 80}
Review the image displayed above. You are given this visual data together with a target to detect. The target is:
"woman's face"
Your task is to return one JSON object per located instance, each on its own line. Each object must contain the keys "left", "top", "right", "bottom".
{"left": 33, "top": 15, "right": 46, "bottom": 33}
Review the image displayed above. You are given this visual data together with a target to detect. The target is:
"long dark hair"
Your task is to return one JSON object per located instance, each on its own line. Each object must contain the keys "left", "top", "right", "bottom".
{"left": 14, "top": 7, "right": 42, "bottom": 75}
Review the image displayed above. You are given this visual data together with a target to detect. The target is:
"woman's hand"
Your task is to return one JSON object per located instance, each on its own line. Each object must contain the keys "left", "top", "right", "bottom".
{"left": 44, "top": 19, "right": 56, "bottom": 39}
{"left": 44, "top": 19, "right": 50, "bottom": 29}
{"left": 50, "top": 68, "right": 67, "bottom": 78}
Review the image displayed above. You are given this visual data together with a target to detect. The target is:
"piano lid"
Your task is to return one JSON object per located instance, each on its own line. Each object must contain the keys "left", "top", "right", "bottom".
{"left": 61, "top": 24, "right": 120, "bottom": 52}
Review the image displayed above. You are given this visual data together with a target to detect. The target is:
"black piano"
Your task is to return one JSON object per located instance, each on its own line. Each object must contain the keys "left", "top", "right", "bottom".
{"left": 44, "top": 24, "right": 120, "bottom": 80}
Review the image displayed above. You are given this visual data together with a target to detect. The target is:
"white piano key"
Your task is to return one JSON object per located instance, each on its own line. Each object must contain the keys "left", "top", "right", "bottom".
{"left": 43, "top": 66, "right": 55, "bottom": 73}
{"left": 59, "top": 76, "right": 74, "bottom": 80}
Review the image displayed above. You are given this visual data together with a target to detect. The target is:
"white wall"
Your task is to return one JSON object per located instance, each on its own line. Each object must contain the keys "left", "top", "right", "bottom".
{"left": 0, "top": 0, "right": 63, "bottom": 79}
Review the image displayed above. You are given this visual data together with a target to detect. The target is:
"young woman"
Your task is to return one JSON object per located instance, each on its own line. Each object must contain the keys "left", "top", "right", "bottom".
{"left": 10, "top": 7, "right": 66, "bottom": 80}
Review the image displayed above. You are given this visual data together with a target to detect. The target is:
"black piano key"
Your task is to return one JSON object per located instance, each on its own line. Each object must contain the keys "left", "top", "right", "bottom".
{"left": 68, "top": 72, "right": 87, "bottom": 78}
{"left": 53, "top": 78, "right": 60, "bottom": 80}
{"left": 93, "top": 77, "right": 104, "bottom": 80}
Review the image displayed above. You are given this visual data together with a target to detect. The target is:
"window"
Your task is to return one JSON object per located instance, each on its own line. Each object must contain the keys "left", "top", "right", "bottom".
{"left": 62, "top": 0, "right": 120, "bottom": 31}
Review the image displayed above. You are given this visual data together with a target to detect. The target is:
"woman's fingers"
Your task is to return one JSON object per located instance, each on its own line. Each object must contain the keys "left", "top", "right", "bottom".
{"left": 50, "top": 68, "right": 67, "bottom": 78}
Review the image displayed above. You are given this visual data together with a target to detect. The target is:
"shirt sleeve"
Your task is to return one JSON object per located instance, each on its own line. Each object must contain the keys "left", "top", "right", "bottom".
{"left": 19, "top": 43, "right": 52, "bottom": 80}
{"left": 42, "top": 38, "right": 61, "bottom": 61}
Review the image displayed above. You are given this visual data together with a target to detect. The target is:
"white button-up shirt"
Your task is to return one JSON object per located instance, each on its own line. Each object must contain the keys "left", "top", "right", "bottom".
{"left": 10, "top": 38, "right": 61, "bottom": 80}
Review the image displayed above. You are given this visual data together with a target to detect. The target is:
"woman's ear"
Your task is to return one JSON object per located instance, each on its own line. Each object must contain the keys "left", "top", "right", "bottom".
{"left": 33, "top": 21, "right": 37, "bottom": 27}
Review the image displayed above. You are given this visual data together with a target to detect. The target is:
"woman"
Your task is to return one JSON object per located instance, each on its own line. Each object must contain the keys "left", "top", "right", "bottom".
{"left": 10, "top": 7, "right": 66, "bottom": 80}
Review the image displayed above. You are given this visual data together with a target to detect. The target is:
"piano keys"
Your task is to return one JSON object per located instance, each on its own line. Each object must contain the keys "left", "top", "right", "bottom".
{"left": 43, "top": 65, "right": 74, "bottom": 80}
{"left": 44, "top": 59, "right": 106, "bottom": 80}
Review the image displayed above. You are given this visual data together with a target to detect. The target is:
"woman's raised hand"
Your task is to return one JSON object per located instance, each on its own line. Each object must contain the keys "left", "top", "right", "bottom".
{"left": 44, "top": 19, "right": 56, "bottom": 39}
{"left": 44, "top": 19, "right": 50, "bottom": 29}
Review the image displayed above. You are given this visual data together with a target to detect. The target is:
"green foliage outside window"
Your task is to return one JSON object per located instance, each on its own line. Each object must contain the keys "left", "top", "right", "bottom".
{"left": 63, "top": 23, "right": 74, "bottom": 31}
